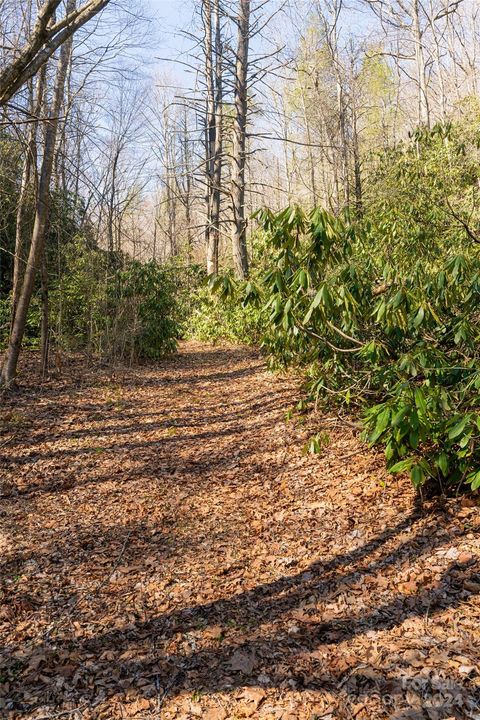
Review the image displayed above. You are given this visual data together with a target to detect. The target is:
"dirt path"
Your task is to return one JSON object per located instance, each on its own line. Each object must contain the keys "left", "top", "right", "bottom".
{"left": 1, "top": 341, "right": 479, "bottom": 719}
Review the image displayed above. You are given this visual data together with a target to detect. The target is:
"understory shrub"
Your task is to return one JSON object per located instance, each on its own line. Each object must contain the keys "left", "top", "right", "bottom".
{"left": 184, "top": 278, "right": 264, "bottom": 345}
{"left": 105, "top": 260, "right": 179, "bottom": 360}
{"left": 208, "top": 122, "right": 480, "bottom": 494}
{"left": 51, "top": 242, "right": 180, "bottom": 361}
{"left": 0, "top": 297, "right": 41, "bottom": 349}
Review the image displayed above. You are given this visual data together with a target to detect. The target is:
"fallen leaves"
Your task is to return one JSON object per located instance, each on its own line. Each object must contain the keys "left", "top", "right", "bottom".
{"left": 125, "top": 697, "right": 151, "bottom": 715}
{"left": 229, "top": 650, "right": 258, "bottom": 675}
{"left": 0, "top": 342, "right": 479, "bottom": 719}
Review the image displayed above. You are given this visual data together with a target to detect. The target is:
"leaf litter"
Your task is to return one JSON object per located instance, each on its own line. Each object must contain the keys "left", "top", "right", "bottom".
{"left": 0, "top": 341, "right": 479, "bottom": 719}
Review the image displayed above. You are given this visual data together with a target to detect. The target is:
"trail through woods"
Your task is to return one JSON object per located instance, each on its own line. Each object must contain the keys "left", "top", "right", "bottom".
{"left": 1, "top": 341, "right": 479, "bottom": 719}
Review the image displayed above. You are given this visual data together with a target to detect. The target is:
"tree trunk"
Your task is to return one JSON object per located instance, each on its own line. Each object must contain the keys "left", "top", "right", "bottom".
{"left": 204, "top": 0, "right": 215, "bottom": 274}
{"left": 210, "top": 0, "right": 223, "bottom": 273}
{"left": 1, "top": 0, "right": 75, "bottom": 387}
{"left": 337, "top": 77, "right": 350, "bottom": 209}
{"left": 412, "top": 0, "right": 430, "bottom": 127}
{"left": 351, "top": 100, "right": 362, "bottom": 217}
{"left": 180, "top": 106, "right": 193, "bottom": 261}
{"left": 40, "top": 259, "right": 49, "bottom": 378}
{"left": 107, "top": 146, "right": 120, "bottom": 258}
{"left": 300, "top": 90, "right": 317, "bottom": 207}
{"left": 11, "top": 64, "right": 47, "bottom": 327}
{"left": 231, "top": 0, "right": 250, "bottom": 279}
{"left": 203, "top": 0, "right": 223, "bottom": 275}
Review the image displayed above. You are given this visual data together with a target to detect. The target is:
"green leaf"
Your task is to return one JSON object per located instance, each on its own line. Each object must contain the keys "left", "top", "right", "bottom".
{"left": 298, "top": 270, "right": 308, "bottom": 290}
{"left": 414, "top": 388, "right": 427, "bottom": 416}
{"left": 392, "top": 406, "right": 409, "bottom": 427}
{"left": 409, "top": 428, "right": 419, "bottom": 449}
{"left": 311, "top": 288, "right": 323, "bottom": 309}
{"left": 389, "top": 457, "right": 414, "bottom": 473}
{"left": 410, "top": 464, "right": 425, "bottom": 487}
{"left": 304, "top": 288, "right": 323, "bottom": 323}
{"left": 369, "top": 406, "right": 391, "bottom": 443}
{"left": 437, "top": 453, "right": 448, "bottom": 476}
{"left": 467, "top": 470, "right": 480, "bottom": 491}
{"left": 385, "top": 441, "right": 394, "bottom": 461}
{"left": 413, "top": 306, "right": 425, "bottom": 328}
{"left": 448, "top": 416, "right": 469, "bottom": 440}
{"left": 459, "top": 433, "right": 471, "bottom": 449}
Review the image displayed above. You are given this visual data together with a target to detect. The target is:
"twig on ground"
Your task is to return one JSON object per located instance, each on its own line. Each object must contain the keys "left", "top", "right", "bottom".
{"left": 0, "top": 432, "right": 17, "bottom": 449}
{"left": 34, "top": 704, "right": 88, "bottom": 720}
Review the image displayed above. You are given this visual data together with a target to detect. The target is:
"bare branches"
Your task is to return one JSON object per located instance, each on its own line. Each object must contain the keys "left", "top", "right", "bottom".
{"left": 0, "top": 0, "right": 111, "bottom": 106}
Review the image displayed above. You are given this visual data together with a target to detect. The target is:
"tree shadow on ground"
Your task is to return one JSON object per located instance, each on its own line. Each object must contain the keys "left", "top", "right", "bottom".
{"left": 2, "top": 344, "right": 478, "bottom": 718}
{"left": 3, "top": 503, "right": 479, "bottom": 717}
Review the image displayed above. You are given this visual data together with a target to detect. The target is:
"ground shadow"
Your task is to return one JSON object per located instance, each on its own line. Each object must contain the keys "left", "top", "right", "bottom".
{"left": 3, "top": 503, "right": 479, "bottom": 717}
{"left": 2, "top": 344, "right": 478, "bottom": 718}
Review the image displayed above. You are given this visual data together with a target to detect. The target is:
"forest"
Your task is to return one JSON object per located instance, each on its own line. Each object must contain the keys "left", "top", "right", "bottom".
{"left": 0, "top": 0, "right": 479, "bottom": 718}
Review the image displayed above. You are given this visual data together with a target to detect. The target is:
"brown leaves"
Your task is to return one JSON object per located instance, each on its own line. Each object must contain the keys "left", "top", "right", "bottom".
{"left": 229, "top": 650, "right": 258, "bottom": 675}
{"left": 125, "top": 697, "right": 151, "bottom": 715}
{"left": 203, "top": 708, "right": 227, "bottom": 720}
{"left": 1, "top": 343, "right": 479, "bottom": 719}
{"left": 397, "top": 580, "right": 419, "bottom": 595}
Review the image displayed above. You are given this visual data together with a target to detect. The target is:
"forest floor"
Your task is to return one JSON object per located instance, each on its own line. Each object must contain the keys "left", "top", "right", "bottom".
{"left": 1, "top": 341, "right": 480, "bottom": 720}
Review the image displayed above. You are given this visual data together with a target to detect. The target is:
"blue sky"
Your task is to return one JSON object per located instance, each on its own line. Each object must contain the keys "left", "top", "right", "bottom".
{"left": 141, "top": 0, "right": 196, "bottom": 86}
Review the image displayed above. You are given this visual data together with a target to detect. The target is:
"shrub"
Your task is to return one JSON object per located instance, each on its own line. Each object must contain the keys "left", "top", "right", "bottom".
{"left": 184, "top": 274, "right": 264, "bottom": 345}
{"left": 106, "top": 260, "right": 178, "bottom": 360}
{"left": 210, "top": 196, "right": 480, "bottom": 495}
{"left": 51, "top": 242, "right": 180, "bottom": 361}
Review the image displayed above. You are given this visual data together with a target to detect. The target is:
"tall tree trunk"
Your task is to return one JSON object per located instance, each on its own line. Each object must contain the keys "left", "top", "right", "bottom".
{"left": 166, "top": 176, "right": 177, "bottom": 257}
{"left": 336, "top": 77, "right": 350, "bottom": 209}
{"left": 231, "top": 0, "right": 250, "bottom": 279}
{"left": 184, "top": 182, "right": 193, "bottom": 263}
{"left": 300, "top": 89, "right": 317, "bottom": 206}
{"left": 11, "top": 65, "right": 47, "bottom": 327}
{"left": 182, "top": 109, "right": 193, "bottom": 262}
{"left": 204, "top": 0, "right": 216, "bottom": 274}
{"left": 429, "top": 6, "right": 447, "bottom": 122}
{"left": 351, "top": 97, "right": 362, "bottom": 217}
{"left": 162, "top": 105, "right": 176, "bottom": 257}
{"left": 153, "top": 219, "right": 157, "bottom": 260}
{"left": 210, "top": 0, "right": 223, "bottom": 272}
{"left": 107, "top": 146, "right": 120, "bottom": 259}
{"left": 413, "top": 0, "right": 430, "bottom": 127}
{"left": 1, "top": 0, "right": 75, "bottom": 387}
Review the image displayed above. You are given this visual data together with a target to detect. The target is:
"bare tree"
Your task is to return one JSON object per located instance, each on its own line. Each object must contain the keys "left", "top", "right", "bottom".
{"left": 231, "top": 0, "right": 250, "bottom": 278}
{"left": 0, "top": 0, "right": 111, "bottom": 107}
{"left": 203, "top": 0, "right": 224, "bottom": 275}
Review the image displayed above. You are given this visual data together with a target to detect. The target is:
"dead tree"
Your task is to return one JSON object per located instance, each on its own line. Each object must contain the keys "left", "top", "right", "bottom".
{"left": 203, "top": 0, "right": 224, "bottom": 275}
{"left": 231, "top": 0, "right": 250, "bottom": 278}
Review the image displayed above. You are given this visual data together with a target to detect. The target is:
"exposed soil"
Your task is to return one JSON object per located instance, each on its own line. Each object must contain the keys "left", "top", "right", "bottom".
{"left": 1, "top": 341, "right": 479, "bottom": 719}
